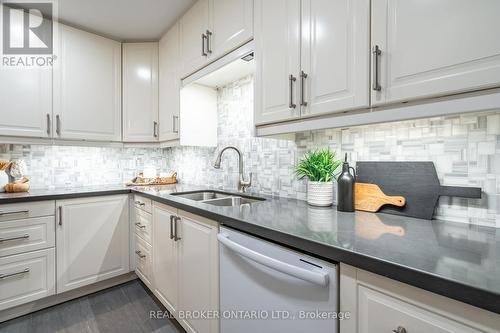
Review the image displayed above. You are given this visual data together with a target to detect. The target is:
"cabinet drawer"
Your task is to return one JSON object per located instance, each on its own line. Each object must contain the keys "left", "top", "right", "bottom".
{"left": 135, "top": 236, "right": 152, "bottom": 287}
{"left": 0, "top": 216, "right": 55, "bottom": 257}
{"left": 135, "top": 209, "right": 152, "bottom": 245}
{"left": 133, "top": 195, "right": 152, "bottom": 214}
{"left": 0, "top": 201, "right": 55, "bottom": 222}
{"left": 358, "top": 285, "right": 482, "bottom": 333}
{"left": 0, "top": 248, "right": 55, "bottom": 311}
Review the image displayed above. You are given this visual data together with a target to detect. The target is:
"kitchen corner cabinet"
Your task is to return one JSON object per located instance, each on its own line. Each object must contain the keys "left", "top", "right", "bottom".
{"left": 0, "top": 66, "right": 52, "bottom": 138}
{"left": 122, "top": 42, "right": 159, "bottom": 142}
{"left": 371, "top": 0, "right": 500, "bottom": 106}
{"left": 254, "top": 0, "right": 369, "bottom": 125}
{"left": 159, "top": 24, "right": 181, "bottom": 142}
{"left": 153, "top": 202, "right": 219, "bottom": 333}
{"left": 53, "top": 24, "right": 122, "bottom": 141}
{"left": 56, "top": 195, "right": 130, "bottom": 293}
{"left": 340, "top": 264, "right": 500, "bottom": 333}
{"left": 180, "top": 0, "right": 253, "bottom": 78}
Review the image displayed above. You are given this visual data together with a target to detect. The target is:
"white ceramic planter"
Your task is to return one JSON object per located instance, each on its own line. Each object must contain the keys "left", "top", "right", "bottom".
{"left": 307, "top": 181, "right": 334, "bottom": 207}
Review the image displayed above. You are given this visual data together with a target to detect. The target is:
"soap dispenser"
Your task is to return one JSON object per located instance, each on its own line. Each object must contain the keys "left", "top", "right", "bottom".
{"left": 337, "top": 153, "right": 356, "bottom": 212}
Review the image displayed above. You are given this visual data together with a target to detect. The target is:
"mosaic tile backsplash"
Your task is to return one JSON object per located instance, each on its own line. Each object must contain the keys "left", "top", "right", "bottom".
{"left": 1, "top": 75, "right": 499, "bottom": 227}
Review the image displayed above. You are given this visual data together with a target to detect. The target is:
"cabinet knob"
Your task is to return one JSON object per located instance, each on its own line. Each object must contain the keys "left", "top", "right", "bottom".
{"left": 392, "top": 326, "right": 407, "bottom": 333}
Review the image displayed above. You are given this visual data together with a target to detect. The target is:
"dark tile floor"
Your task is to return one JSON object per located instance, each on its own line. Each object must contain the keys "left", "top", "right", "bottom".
{"left": 0, "top": 279, "right": 185, "bottom": 333}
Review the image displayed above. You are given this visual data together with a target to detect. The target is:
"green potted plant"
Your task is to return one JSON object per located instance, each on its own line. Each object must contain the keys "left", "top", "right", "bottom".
{"left": 295, "top": 149, "right": 342, "bottom": 206}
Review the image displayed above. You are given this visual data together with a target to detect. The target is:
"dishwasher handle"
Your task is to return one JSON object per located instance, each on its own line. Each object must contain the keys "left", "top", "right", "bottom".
{"left": 218, "top": 233, "right": 329, "bottom": 287}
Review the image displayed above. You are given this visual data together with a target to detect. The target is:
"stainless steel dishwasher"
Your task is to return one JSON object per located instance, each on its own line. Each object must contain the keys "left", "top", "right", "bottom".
{"left": 218, "top": 226, "right": 339, "bottom": 333}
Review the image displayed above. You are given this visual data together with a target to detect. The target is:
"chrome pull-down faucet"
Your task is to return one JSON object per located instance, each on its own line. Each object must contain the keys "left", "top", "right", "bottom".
{"left": 213, "top": 146, "right": 252, "bottom": 192}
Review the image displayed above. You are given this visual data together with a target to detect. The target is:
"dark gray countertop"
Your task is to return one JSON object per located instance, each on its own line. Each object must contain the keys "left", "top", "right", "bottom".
{"left": 1, "top": 184, "right": 499, "bottom": 314}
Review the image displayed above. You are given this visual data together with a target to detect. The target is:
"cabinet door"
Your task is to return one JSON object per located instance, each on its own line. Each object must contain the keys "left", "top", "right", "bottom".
{"left": 56, "top": 195, "right": 129, "bottom": 293}
{"left": 152, "top": 204, "right": 178, "bottom": 315}
{"left": 371, "top": 0, "right": 500, "bottom": 105}
{"left": 254, "top": 0, "right": 301, "bottom": 125}
{"left": 159, "top": 24, "right": 181, "bottom": 142}
{"left": 301, "top": 0, "right": 369, "bottom": 117}
{"left": 177, "top": 211, "right": 218, "bottom": 333}
{"left": 122, "top": 43, "right": 159, "bottom": 142}
{"left": 0, "top": 248, "right": 55, "bottom": 311}
{"left": 208, "top": 0, "right": 253, "bottom": 59}
{"left": 0, "top": 67, "right": 52, "bottom": 138}
{"left": 358, "top": 285, "right": 482, "bottom": 333}
{"left": 54, "top": 25, "right": 121, "bottom": 141}
{"left": 180, "top": 0, "right": 210, "bottom": 77}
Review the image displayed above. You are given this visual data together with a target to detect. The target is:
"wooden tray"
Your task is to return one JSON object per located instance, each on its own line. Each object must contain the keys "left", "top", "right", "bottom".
{"left": 126, "top": 173, "right": 177, "bottom": 186}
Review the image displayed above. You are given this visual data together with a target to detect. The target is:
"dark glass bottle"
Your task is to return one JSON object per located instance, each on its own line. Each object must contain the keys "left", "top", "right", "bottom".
{"left": 337, "top": 153, "right": 356, "bottom": 212}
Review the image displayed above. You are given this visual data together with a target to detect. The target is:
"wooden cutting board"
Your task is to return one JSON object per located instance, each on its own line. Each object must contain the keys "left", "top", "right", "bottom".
{"left": 355, "top": 183, "right": 406, "bottom": 212}
{"left": 356, "top": 162, "right": 482, "bottom": 219}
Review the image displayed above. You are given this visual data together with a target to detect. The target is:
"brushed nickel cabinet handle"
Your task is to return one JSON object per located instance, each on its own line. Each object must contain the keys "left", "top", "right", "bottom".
{"left": 173, "top": 115, "right": 179, "bottom": 134}
{"left": 134, "top": 201, "right": 145, "bottom": 206}
{"left": 0, "top": 268, "right": 30, "bottom": 279}
{"left": 135, "top": 250, "right": 146, "bottom": 259}
{"left": 372, "top": 45, "right": 382, "bottom": 91}
{"left": 201, "top": 33, "right": 208, "bottom": 56}
{"left": 135, "top": 222, "right": 146, "bottom": 229}
{"left": 153, "top": 121, "right": 158, "bottom": 138}
{"left": 300, "top": 70, "right": 308, "bottom": 107}
{"left": 174, "top": 216, "right": 181, "bottom": 241}
{"left": 0, "top": 234, "right": 29, "bottom": 243}
{"left": 206, "top": 30, "right": 213, "bottom": 53}
{"left": 56, "top": 114, "right": 61, "bottom": 136}
{"left": 289, "top": 75, "right": 297, "bottom": 109}
{"left": 58, "top": 206, "right": 62, "bottom": 226}
{"left": 46, "top": 113, "right": 51, "bottom": 136}
{"left": 0, "top": 209, "right": 29, "bottom": 216}
{"left": 169, "top": 215, "right": 175, "bottom": 239}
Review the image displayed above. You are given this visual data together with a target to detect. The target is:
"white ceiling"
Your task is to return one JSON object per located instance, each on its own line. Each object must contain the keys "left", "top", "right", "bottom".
{"left": 57, "top": 0, "right": 195, "bottom": 41}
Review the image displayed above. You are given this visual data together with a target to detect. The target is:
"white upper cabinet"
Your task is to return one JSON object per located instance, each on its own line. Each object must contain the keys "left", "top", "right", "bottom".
{"left": 53, "top": 24, "right": 122, "bottom": 141}
{"left": 0, "top": 67, "right": 52, "bottom": 138}
{"left": 122, "top": 42, "right": 159, "bottom": 142}
{"left": 208, "top": 0, "right": 253, "bottom": 60}
{"left": 180, "top": 0, "right": 254, "bottom": 78}
{"left": 254, "top": 0, "right": 301, "bottom": 125}
{"left": 371, "top": 0, "right": 500, "bottom": 106}
{"left": 301, "top": 0, "right": 370, "bottom": 117}
{"left": 254, "top": 0, "right": 369, "bottom": 125}
{"left": 180, "top": 0, "right": 210, "bottom": 77}
{"left": 159, "top": 24, "right": 181, "bottom": 142}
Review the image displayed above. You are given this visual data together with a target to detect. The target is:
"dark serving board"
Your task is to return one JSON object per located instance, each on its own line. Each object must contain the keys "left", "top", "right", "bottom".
{"left": 355, "top": 162, "right": 482, "bottom": 220}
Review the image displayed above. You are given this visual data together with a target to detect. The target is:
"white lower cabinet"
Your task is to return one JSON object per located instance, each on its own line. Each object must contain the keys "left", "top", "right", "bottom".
{"left": 177, "top": 211, "right": 219, "bottom": 333}
{"left": 358, "top": 285, "right": 482, "bottom": 333}
{"left": 0, "top": 248, "right": 55, "bottom": 311}
{"left": 56, "top": 195, "right": 130, "bottom": 293}
{"left": 134, "top": 235, "right": 153, "bottom": 288}
{"left": 153, "top": 203, "right": 178, "bottom": 314}
{"left": 340, "top": 264, "right": 500, "bottom": 333}
{"left": 152, "top": 202, "right": 219, "bottom": 333}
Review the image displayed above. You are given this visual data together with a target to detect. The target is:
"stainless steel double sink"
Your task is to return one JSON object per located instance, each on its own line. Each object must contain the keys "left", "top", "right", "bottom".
{"left": 171, "top": 190, "right": 265, "bottom": 207}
